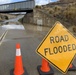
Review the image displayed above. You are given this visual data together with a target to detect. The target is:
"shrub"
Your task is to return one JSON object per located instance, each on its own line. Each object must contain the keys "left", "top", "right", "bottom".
{"left": 48, "top": 8, "right": 54, "bottom": 14}
{"left": 63, "top": 6, "right": 76, "bottom": 23}
{"left": 68, "top": 3, "right": 73, "bottom": 7}
{"left": 53, "top": 5, "right": 62, "bottom": 11}
{"left": 35, "top": 5, "right": 42, "bottom": 9}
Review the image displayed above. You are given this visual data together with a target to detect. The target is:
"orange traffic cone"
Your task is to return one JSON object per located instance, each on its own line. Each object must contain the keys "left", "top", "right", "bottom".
{"left": 14, "top": 43, "right": 24, "bottom": 75}
{"left": 69, "top": 64, "right": 73, "bottom": 68}
{"left": 10, "top": 43, "right": 28, "bottom": 75}
{"left": 40, "top": 58, "right": 50, "bottom": 72}
{"left": 37, "top": 58, "right": 54, "bottom": 75}
{"left": 68, "top": 64, "right": 76, "bottom": 71}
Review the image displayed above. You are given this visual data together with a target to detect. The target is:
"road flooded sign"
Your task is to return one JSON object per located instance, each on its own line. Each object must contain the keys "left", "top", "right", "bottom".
{"left": 36, "top": 21, "right": 76, "bottom": 74}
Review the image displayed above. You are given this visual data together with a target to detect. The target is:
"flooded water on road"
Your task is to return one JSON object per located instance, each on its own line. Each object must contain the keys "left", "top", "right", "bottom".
{"left": 1, "top": 24, "right": 25, "bottom": 30}
{"left": 0, "top": 14, "right": 50, "bottom": 42}
{"left": 0, "top": 15, "right": 25, "bottom": 30}
{"left": 0, "top": 14, "right": 50, "bottom": 32}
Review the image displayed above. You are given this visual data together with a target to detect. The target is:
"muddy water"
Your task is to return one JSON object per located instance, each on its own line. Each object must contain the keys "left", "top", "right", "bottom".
{"left": 0, "top": 14, "right": 50, "bottom": 44}
{"left": 0, "top": 14, "right": 50, "bottom": 32}
{"left": 0, "top": 14, "right": 50, "bottom": 41}
{"left": 0, "top": 15, "right": 24, "bottom": 30}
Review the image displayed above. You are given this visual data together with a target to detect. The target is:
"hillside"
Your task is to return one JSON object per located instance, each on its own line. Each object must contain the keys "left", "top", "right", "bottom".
{"left": 21, "top": 0, "right": 76, "bottom": 34}
{"left": 59, "top": 0, "right": 76, "bottom": 3}
{"left": 33, "top": 1, "right": 76, "bottom": 34}
{"left": 38, "top": 1, "right": 76, "bottom": 25}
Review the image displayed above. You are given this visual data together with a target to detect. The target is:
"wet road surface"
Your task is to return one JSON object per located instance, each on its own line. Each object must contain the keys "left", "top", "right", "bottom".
{"left": 0, "top": 16, "right": 76, "bottom": 75}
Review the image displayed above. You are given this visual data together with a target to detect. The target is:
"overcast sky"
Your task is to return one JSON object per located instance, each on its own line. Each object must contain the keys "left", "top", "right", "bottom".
{"left": 35, "top": 0, "right": 58, "bottom": 5}
{"left": 0, "top": 0, "right": 58, "bottom": 5}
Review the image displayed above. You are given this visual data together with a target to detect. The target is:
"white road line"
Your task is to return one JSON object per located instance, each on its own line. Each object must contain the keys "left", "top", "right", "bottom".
{"left": 0, "top": 30, "right": 8, "bottom": 45}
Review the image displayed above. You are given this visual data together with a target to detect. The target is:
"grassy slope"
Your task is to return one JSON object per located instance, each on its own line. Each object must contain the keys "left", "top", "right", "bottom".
{"left": 35, "top": 1, "right": 76, "bottom": 34}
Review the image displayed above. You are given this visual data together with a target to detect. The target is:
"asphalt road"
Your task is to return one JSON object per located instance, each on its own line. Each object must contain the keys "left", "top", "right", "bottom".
{"left": 0, "top": 24, "right": 76, "bottom": 75}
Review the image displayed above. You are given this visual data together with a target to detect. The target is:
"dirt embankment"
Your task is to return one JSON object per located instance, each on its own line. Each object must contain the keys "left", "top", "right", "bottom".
{"left": 0, "top": 13, "right": 17, "bottom": 22}
{"left": 0, "top": 14, "right": 8, "bottom": 22}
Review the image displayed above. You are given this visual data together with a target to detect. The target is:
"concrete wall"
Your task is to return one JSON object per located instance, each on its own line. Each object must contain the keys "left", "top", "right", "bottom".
{"left": 33, "top": 9, "right": 57, "bottom": 27}
{"left": 23, "top": 12, "right": 33, "bottom": 24}
{"left": 23, "top": 9, "right": 57, "bottom": 27}
{"left": 22, "top": 9, "right": 70, "bottom": 27}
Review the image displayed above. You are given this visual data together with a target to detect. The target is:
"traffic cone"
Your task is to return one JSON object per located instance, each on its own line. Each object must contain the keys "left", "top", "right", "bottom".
{"left": 69, "top": 64, "right": 73, "bottom": 68}
{"left": 68, "top": 64, "right": 76, "bottom": 71}
{"left": 37, "top": 58, "right": 54, "bottom": 75}
{"left": 10, "top": 43, "right": 28, "bottom": 75}
{"left": 40, "top": 58, "right": 50, "bottom": 72}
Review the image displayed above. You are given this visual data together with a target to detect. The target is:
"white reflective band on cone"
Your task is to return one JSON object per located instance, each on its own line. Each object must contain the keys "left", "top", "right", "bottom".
{"left": 16, "top": 49, "right": 21, "bottom": 56}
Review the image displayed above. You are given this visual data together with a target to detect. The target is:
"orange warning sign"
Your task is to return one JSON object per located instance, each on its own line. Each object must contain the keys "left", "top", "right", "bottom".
{"left": 36, "top": 21, "right": 76, "bottom": 73}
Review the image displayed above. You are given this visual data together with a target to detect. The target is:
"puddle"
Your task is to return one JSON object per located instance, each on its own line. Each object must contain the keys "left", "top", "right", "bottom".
{"left": 24, "top": 24, "right": 50, "bottom": 32}
{"left": 1, "top": 24, "right": 25, "bottom": 30}
{"left": 0, "top": 14, "right": 25, "bottom": 30}
{"left": 37, "top": 25, "right": 42, "bottom": 31}
{"left": 3, "top": 15, "right": 24, "bottom": 23}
